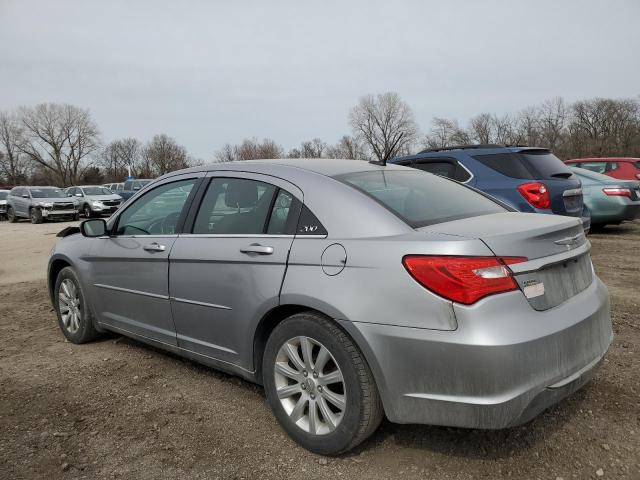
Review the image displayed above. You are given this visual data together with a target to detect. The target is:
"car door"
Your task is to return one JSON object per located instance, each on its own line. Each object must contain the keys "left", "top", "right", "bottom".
{"left": 169, "top": 172, "right": 304, "bottom": 370}
{"left": 87, "top": 174, "right": 202, "bottom": 345}
{"left": 15, "top": 188, "right": 29, "bottom": 216}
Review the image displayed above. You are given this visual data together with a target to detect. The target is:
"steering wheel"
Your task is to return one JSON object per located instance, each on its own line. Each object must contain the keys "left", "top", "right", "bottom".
{"left": 148, "top": 211, "right": 181, "bottom": 235}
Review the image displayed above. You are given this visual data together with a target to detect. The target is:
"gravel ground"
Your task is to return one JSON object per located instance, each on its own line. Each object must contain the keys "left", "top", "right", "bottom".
{"left": 0, "top": 220, "right": 638, "bottom": 479}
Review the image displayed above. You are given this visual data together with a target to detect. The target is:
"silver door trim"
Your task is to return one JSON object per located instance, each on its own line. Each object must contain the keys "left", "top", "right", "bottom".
{"left": 177, "top": 234, "right": 327, "bottom": 239}
{"left": 175, "top": 333, "right": 238, "bottom": 354}
{"left": 94, "top": 283, "right": 169, "bottom": 300}
{"left": 170, "top": 296, "right": 232, "bottom": 310}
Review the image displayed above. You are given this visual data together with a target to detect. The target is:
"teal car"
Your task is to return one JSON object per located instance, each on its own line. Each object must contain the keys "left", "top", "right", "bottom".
{"left": 571, "top": 167, "right": 640, "bottom": 228}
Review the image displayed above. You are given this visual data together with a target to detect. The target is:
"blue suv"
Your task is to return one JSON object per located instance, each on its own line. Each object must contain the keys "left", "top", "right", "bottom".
{"left": 391, "top": 144, "right": 589, "bottom": 231}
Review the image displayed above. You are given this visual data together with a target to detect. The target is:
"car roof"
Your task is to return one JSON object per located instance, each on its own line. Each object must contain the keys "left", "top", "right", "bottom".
{"left": 391, "top": 145, "right": 549, "bottom": 163}
{"left": 566, "top": 157, "right": 640, "bottom": 162}
{"left": 162, "top": 158, "right": 407, "bottom": 181}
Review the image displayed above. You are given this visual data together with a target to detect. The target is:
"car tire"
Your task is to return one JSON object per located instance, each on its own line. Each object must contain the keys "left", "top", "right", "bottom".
{"left": 54, "top": 266, "right": 102, "bottom": 344}
{"left": 7, "top": 206, "right": 17, "bottom": 223}
{"left": 263, "top": 312, "right": 383, "bottom": 455}
{"left": 83, "top": 204, "right": 92, "bottom": 218}
{"left": 30, "top": 208, "right": 43, "bottom": 224}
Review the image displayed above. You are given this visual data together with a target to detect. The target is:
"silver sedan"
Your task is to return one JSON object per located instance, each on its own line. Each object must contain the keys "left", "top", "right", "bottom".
{"left": 48, "top": 159, "right": 612, "bottom": 454}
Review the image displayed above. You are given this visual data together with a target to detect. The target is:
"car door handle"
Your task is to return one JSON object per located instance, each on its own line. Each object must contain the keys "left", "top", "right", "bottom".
{"left": 143, "top": 242, "right": 166, "bottom": 252}
{"left": 240, "top": 244, "right": 274, "bottom": 255}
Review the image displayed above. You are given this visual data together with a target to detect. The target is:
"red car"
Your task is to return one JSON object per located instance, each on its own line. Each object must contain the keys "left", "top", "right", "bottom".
{"left": 564, "top": 157, "right": 640, "bottom": 180}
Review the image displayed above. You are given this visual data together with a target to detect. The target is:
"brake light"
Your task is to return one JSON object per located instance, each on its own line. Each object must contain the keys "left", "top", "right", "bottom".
{"left": 602, "top": 187, "right": 632, "bottom": 198}
{"left": 517, "top": 182, "right": 550, "bottom": 209}
{"left": 402, "top": 256, "right": 528, "bottom": 305}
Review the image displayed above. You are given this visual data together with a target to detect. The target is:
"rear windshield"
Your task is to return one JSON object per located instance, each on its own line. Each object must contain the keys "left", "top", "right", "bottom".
{"left": 473, "top": 150, "right": 574, "bottom": 180}
{"left": 29, "top": 188, "right": 67, "bottom": 198}
{"left": 335, "top": 170, "right": 505, "bottom": 228}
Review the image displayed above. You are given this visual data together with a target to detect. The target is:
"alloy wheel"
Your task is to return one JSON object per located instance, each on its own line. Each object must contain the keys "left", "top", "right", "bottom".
{"left": 58, "top": 279, "right": 81, "bottom": 334}
{"left": 274, "top": 336, "right": 346, "bottom": 435}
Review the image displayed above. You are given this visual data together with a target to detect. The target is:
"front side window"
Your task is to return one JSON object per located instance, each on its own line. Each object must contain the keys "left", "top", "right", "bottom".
{"left": 336, "top": 169, "right": 505, "bottom": 228}
{"left": 115, "top": 179, "right": 195, "bottom": 235}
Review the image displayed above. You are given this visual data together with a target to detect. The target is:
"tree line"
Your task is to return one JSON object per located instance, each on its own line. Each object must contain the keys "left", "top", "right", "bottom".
{"left": 2, "top": 94, "right": 639, "bottom": 187}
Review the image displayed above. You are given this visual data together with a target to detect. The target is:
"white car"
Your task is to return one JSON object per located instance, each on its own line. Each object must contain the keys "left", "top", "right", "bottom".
{"left": 0, "top": 189, "right": 10, "bottom": 220}
{"left": 65, "top": 185, "right": 123, "bottom": 218}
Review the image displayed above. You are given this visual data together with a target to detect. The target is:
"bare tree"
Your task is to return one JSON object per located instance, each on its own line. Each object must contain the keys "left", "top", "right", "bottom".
{"left": 141, "top": 134, "right": 190, "bottom": 176}
{"left": 100, "top": 137, "right": 143, "bottom": 181}
{"left": 214, "top": 137, "right": 284, "bottom": 161}
{"left": 422, "top": 117, "right": 470, "bottom": 149}
{"left": 349, "top": 92, "right": 418, "bottom": 162}
{"left": 325, "top": 135, "right": 367, "bottom": 160}
{"left": 17, "top": 103, "right": 101, "bottom": 186}
{"left": 288, "top": 138, "right": 327, "bottom": 158}
{"left": 0, "top": 112, "right": 30, "bottom": 184}
{"left": 468, "top": 113, "right": 494, "bottom": 144}
{"left": 538, "top": 97, "right": 568, "bottom": 152}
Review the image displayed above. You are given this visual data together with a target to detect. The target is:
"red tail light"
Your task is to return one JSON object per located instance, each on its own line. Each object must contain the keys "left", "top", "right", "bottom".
{"left": 602, "top": 187, "right": 632, "bottom": 198}
{"left": 402, "top": 256, "right": 527, "bottom": 305}
{"left": 517, "top": 182, "right": 550, "bottom": 209}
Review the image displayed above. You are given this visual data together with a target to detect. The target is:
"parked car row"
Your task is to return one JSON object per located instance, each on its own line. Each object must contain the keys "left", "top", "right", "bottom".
{"left": 391, "top": 146, "right": 640, "bottom": 231}
{"left": 49, "top": 157, "right": 614, "bottom": 454}
{"left": 1, "top": 179, "right": 156, "bottom": 224}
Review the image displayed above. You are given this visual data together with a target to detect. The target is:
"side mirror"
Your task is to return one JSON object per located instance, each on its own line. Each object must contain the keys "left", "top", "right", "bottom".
{"left": 75, "top": 193, "right": 83, "bottom": 197}
{"left": 21, "top": 194, "right": 29, "bottom": 198}
{"left": 80, "top": 218, "right": 107, "bottom": 237}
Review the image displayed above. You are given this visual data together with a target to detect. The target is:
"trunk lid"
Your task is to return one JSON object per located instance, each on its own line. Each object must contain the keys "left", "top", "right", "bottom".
{"left": 419, "top": 212, "right": 592, "bottom": 310}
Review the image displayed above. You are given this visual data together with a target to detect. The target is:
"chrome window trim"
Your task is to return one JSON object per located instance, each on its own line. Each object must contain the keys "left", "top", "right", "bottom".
{"left": 94, "top": 283, "right": 169, "bottom": 300}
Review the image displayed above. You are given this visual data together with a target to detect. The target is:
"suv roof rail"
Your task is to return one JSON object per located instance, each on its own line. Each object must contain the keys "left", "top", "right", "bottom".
{"left": 417, "top": 144, "right": 503, "bottom": 154}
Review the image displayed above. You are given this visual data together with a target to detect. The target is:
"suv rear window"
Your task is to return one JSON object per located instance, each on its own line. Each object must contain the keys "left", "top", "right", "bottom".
{"left": 335, "top": 170, "right": 505, "bottom": 228}
{"left": 473, "top": 150, "right": 574, "bottom": 180}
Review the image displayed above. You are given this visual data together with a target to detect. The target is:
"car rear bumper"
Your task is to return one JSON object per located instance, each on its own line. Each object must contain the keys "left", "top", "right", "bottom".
{"left": 590, "top": 203, "right": 640, "bottom": 224}
{"left": 340, "top": 276, "right": 612, "bottom": 428}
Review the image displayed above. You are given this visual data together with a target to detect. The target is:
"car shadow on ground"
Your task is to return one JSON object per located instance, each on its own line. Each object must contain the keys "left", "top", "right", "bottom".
{"left": 100, "top": 334, "right": 591, "bottom": 460}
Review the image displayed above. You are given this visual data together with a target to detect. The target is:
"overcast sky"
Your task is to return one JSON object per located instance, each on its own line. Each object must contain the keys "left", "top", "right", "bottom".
{"left": 1, "top": 0, "right": 638, "bottom": 159}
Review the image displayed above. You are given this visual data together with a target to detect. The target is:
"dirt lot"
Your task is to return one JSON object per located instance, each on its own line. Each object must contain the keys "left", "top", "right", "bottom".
{"left": 0, "top": 220, "right": 638, "bottom": 479}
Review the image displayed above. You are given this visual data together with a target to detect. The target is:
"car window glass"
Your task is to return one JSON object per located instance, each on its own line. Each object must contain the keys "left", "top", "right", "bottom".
{"left": 606, "top": 162, "right": 618, "bottom": 171}
{"left": 29, "top": 188, "right": 67, "bottom": 198}
{"left": 115, "top": 179, "right": 195, "bottom": 236}
{"left": 267, "top": 189, "right": 299, "bottom": 235}
{"left": 193, "top": 178, "right": 277, "bottom": 235}
{"left": 473, "top": 151, "right": 573, "bottom": 180}
{"left": 296, "top": 204, "right": 327, "bottom": 236}
{"left": 413, "top": 162, "right": 456, "bottom": 179}
{"left": 579, "top": 162, "right": 606, "bottom": 174}
{"left": 0, "top": 191, "right": 7, "bottom": 200}
{"left": 84, "top": 187, "right": 112, "bottom": 195}
{"left": 336, "top": 170, "right": 505, "bottom": 228}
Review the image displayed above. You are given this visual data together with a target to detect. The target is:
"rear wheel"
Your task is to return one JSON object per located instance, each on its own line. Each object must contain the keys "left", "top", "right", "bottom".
{"left": 54, "top": 267, "right": 102, "bottom": 344}
{"left": 7, "top": 206, "right": 17, "bottom": 223}
{"left": 30, "top": 208, "right": 43, "bottom": 224}
{"left": 263, "top": 312, "right": 383, "bottom": 455}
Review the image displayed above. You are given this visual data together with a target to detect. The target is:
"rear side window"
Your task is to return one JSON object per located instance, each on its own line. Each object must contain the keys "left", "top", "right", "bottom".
{"left": 473, "top": 151, "right": 573, "bottom": 180}
{"left": 335, "top": 170, "right": 505, "bottom": 228}
{"left": 413, "top": 160, "right": 471, "bottom": 182}
{"left": 606, "top": 162, "right": 618, "bottom": 172}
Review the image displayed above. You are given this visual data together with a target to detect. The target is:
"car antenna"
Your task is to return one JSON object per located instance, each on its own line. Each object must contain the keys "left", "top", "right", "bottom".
{"left": 369, "top": 133, "right": 403, "bottom": 166}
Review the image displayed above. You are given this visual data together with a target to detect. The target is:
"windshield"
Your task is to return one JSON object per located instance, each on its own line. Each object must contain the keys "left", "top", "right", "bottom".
{"left": 29, "top": 188, "right": 67, "bottom": 198}
{"left": 473, "top": 150, "right": 574, "bottom": 180}
{"left": 84, "top": 187, "right": 113, "bottom": 195}
{"left": 335, "top": 169, "right": 505, "bottom": 228}
{"left": 0, "top": 191, "right": 7, "bottom": 200}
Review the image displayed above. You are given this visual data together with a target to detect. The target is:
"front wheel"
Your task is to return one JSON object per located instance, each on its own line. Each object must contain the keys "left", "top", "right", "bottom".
{"left": 263, "top": 312, "right": 383, "bottom": 455}
{"left": 83, "top": 204, "right": 92, "bottom": 218}
{"left": 30, "top": 208, "right": 43, "bottom": 224}
{"left": 7, "top": 206, "right": 17, "bottom": 223}
{"left": 54, "top": 267, "right": 102, "bottom": 344}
